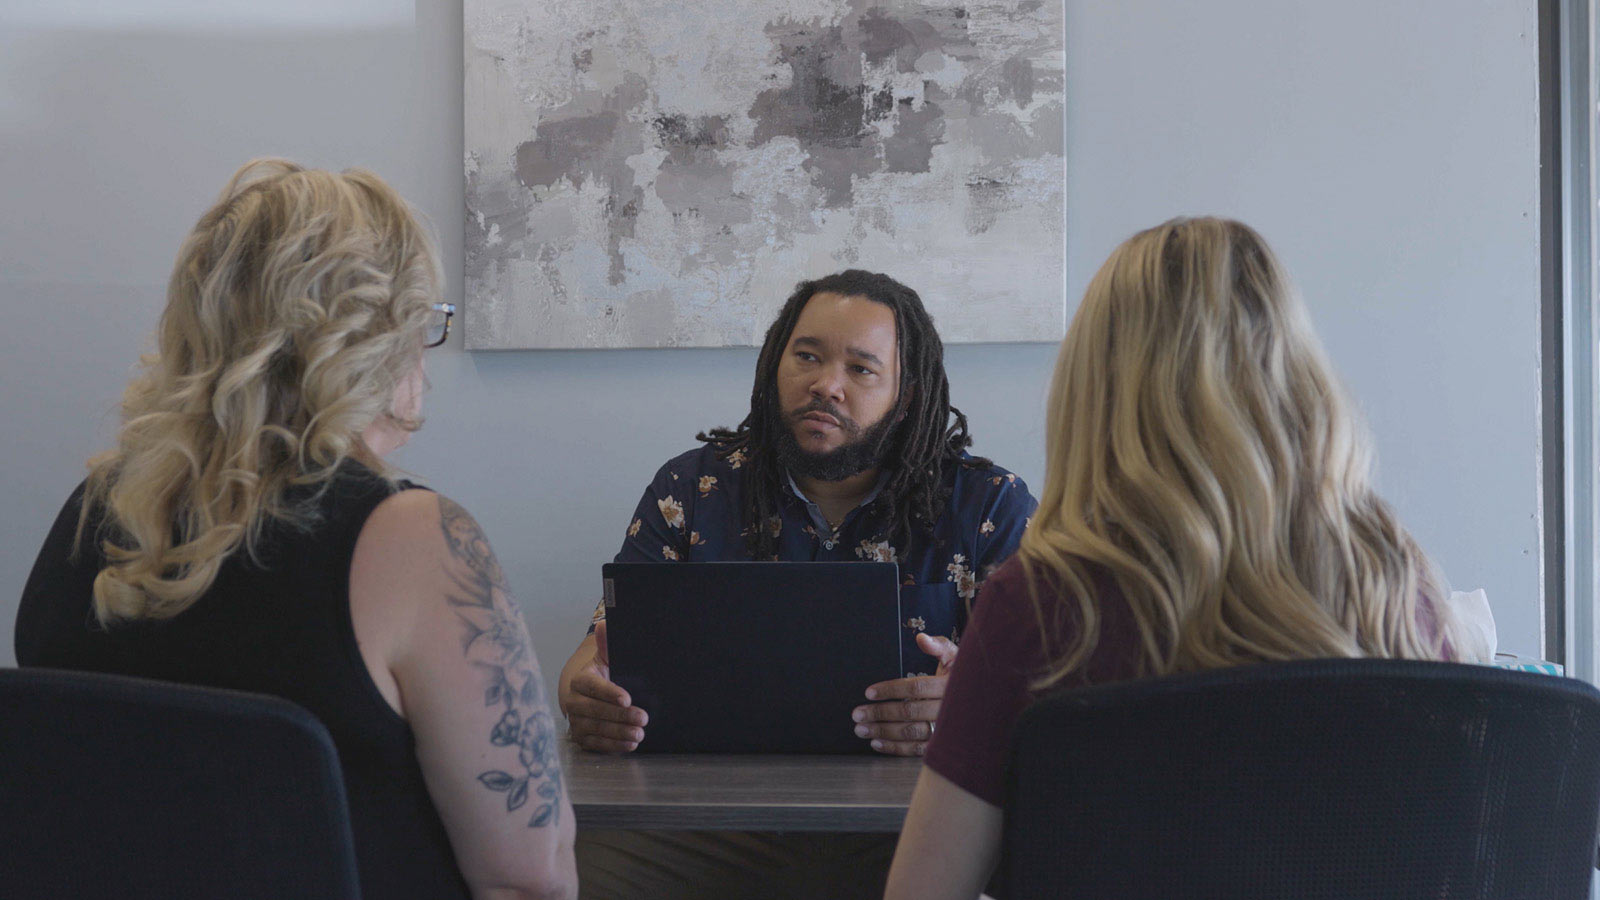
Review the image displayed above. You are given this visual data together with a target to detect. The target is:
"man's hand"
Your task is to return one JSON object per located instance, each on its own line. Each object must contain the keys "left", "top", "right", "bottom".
{"left": 561, "top": 621, "right": 649, "bottom": 753}
{"left": 853, "top": 632, "right": 958, "bottom": 756}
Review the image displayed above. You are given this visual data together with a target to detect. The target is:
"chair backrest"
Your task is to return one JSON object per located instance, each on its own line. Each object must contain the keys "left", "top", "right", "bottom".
{"left": 1000, "top": 659, "right": 1600, "bottom": 900}
{"left": 0, "top": 667, "right": 361, "bottom": 900}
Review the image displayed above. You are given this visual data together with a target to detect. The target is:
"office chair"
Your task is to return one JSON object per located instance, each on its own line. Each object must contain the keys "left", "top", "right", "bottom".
{"left": 1000, "top": 659, "right": 1600, "bottom": 899}
{"left": 0, "top": 667, "right": 361, "bottom": 899}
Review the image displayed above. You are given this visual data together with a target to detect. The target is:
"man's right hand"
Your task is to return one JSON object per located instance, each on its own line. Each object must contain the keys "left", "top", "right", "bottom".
{"left": 560, "top": 621, "right": 649, "bottom": 753}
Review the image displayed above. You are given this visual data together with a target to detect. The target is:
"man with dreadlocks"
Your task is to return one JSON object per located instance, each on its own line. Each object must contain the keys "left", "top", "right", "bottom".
{"left": 558, "top": 270, "right": 1036, "bottom": 896}
{"left": 561, "top": 269, "right": 1035, "bottom": 749}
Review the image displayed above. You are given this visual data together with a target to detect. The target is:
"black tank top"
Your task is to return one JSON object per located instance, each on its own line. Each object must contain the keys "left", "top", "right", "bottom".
{"left": 15, "top": 466, "right": 472, "bottom": 900}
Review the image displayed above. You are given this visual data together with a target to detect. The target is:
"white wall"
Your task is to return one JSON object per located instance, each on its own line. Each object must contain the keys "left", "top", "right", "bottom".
{"left": 0, "top": 0, "right": 1543, "bottom": 693}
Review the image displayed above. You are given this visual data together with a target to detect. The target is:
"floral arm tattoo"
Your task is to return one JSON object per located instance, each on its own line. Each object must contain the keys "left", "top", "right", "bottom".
{"left": 438, "top": 497, "right": 564, "bottom": 828}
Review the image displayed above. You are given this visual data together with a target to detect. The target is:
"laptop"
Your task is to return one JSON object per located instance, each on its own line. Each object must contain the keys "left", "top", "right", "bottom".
{"left": 602, "top": 561, "right": 904, "bottom": 753}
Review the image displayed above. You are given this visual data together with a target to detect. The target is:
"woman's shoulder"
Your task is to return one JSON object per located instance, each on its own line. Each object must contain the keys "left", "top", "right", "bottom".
{"left": 978, "top": 554, "right": 1030, "bottom": 605}
{"left": 986, "top": 553, "right": 1030, "bottom": 585}
{"left": 319, "top": 458, "right": 425, "bottom": 501}
{"left": 283, "top": 460, "right": 431, "bottom": 532}
{"left": 973, "top": 552, "right": 1127, "bottom": 654}
{"left": 971, "top": 555, "right": 1063, "bottom": 638}
{"left": 16, "top": 478, "right": 104, "bottom": 665}
{"left": 980, "top": 553, "right": 1103, "bottom": 613}
{"left": 352, "top": 488, "right": 500, "bottom": 605}
{"left": 36, "top": 476, "right": 102, "bottom": 565}
{"left": 352, "top": 486, "right": 446, "bottom": 552}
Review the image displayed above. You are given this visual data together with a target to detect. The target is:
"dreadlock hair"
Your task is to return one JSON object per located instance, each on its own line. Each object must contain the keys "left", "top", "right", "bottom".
{"left": 698, "top": 270, "right": 988, "bottom": 559}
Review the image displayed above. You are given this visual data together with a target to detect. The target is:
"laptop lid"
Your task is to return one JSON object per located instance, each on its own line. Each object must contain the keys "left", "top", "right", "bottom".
{"left": 602, "top": 561, "right": 903, "bottom": 754}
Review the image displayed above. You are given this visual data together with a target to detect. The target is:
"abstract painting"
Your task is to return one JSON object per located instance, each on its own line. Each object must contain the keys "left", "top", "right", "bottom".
{"left": 464, "top": 0, "right": 1064, "bottom": 349}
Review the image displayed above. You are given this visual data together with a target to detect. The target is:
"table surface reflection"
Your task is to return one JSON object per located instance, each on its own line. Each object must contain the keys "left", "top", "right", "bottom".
{"left": 560, "top": 739, "right": 924, "bottom": 832}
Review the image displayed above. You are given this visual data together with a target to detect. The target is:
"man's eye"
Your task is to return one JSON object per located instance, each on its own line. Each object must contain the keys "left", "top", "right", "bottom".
{"left": 796, "top": 351, "right": 818, "bottom": 362}
{"left": 852, "top": 365, "right": 876, "bottom": 376}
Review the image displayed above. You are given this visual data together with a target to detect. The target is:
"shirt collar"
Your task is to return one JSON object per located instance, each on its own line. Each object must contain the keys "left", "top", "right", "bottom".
{"left": 785, "top": 470, "right": 887, "bottom": 534}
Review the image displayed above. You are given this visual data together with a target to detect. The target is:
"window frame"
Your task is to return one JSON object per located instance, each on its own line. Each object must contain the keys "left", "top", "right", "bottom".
{"left": 1546, "top": 0, "right": 1600, "bottom": 681}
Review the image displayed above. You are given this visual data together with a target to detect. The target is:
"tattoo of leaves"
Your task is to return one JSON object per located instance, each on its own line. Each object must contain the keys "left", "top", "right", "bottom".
{"left": 478, "top": 771, "right": 516, "bottom": 791}
{"left": 490, "top": 709, "right": 521, "bottom": 746}
{"left": 439, "top": 497, "right": 565, "bottom": 828}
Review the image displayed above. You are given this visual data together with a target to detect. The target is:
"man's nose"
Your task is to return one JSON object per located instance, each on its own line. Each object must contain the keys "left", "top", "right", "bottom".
{"left": 809, "top": 366, "right": 847, "bottom": 404}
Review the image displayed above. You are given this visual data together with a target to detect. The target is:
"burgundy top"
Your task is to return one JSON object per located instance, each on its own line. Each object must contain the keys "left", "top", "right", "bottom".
{"left": 923, "top": 556, "right": 1138, "bottom": 806}
{"left": 923, "top": 555, "right": 1455, "bottom": 806}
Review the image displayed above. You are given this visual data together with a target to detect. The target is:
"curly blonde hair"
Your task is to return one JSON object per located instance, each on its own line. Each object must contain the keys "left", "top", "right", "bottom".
{"left": 1021, "top": 217, "right": 1448, "bottom": 687}
{"left": 78, "top": 158, "right": 441, "bottom": 624}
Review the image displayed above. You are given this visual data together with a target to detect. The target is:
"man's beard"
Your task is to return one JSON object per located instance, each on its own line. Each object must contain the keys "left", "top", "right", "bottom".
{"left": 773, "top": 400, "right": 896, "bottom": 482}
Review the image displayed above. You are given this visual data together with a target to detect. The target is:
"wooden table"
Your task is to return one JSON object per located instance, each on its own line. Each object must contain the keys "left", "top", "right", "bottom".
{"left": 561, "top": 739, "right": 925, "bottom": 832}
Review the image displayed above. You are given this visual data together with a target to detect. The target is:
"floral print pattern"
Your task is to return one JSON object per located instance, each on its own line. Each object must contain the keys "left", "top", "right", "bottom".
{"left": 658, "top": 496, "right": 685, "bottom": 531}
{"left": 947, "top": 554, "right": 977, "bottom": 601}
{"left": 856, "top": 539, "right": 898, "bottom": 563}
{"left": 599, "top": 445, "right": 1038, "bottom": 671}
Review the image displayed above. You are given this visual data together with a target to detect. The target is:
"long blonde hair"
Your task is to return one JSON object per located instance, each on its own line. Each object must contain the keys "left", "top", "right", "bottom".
{"left": 1021, "top": 217, "right": 1446, "bottom": 687}
{"left": 78, "top": 158, "right": 441, "bottom": 624}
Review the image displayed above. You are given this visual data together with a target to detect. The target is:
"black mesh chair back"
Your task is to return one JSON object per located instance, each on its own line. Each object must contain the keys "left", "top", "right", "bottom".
{"left": 1000, "top": 659, "right": 1600, "bottom": 900}
{"left": 0, "top": 667, "right": 361, "bottom": 900}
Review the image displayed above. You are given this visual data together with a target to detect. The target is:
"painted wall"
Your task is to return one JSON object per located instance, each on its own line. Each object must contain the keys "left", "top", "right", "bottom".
{"left": 0, "top": 1, "right": 1542, "bottom": 696}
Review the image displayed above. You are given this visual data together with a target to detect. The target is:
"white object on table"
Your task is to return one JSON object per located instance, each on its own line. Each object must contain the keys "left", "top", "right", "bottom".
{"left": 1447, "top": 588, "right": 1496, "bottom": 663}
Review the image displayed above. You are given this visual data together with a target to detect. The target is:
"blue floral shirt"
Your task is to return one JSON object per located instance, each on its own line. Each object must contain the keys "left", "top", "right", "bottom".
{"left": 593, "top": 444, "right": 1037, "bottom": 677}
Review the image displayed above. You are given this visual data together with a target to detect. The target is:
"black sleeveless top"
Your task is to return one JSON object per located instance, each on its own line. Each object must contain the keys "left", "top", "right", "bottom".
{"left": 15, "top": 466, "right": 472, "bottom": 900}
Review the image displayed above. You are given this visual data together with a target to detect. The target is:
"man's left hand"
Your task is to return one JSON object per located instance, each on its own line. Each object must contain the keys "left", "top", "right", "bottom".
{"left": 853, "top": 632, "right": 958, "bottom": 756}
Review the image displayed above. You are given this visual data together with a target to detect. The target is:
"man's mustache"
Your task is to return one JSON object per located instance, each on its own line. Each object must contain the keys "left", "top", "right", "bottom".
{"left": 788, "top": 401, "right": 859, "bottom": 434}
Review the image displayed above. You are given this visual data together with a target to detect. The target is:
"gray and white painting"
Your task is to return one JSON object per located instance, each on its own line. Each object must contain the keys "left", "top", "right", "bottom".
{"left": 464, "top": 0, "right": 1064, "bottom": 349}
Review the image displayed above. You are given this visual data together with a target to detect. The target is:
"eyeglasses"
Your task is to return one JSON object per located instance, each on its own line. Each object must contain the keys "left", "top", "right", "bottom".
{"left": 425, "top": 302, "right": 456, "bottom": 348}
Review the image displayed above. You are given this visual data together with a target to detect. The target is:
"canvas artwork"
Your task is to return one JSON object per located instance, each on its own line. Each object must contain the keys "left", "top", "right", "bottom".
{"left": 464, "top": 0, "right": 1064, "bottom": 349}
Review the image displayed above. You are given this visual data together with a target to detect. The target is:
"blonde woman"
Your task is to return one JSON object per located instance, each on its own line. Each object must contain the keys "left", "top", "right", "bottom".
{"left": 16, "top": 160, "right": 576, "bottom": 900}
{"left": 883, "top": 217, "right": 1458, "bottom": 900}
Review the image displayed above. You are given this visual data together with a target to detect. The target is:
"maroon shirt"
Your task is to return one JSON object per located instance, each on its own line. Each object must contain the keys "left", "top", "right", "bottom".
{"left": 924, "top": 555, "right": 1455, "bottom": 806}
{"left": 924, "top": 556, "right": 1141, "bottom": 806}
